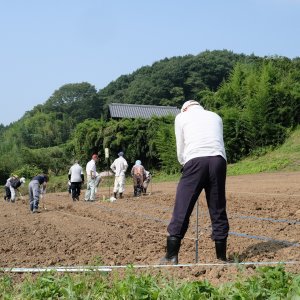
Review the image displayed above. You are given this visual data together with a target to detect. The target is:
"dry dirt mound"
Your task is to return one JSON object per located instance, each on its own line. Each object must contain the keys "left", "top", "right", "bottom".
{"left": 1, "top": 172, "right": 299, "bottom": 284}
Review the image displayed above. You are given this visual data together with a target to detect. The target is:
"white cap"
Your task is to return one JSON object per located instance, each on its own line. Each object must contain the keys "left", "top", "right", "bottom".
{"left": 181, "top": 100, "right": 200, "bottom": 113}
{"left": 20, "top": 177, "right": 26, "bottom": 184}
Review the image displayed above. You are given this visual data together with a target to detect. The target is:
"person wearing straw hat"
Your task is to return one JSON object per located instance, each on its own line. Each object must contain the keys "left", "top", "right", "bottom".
{"left": 160, "top": 100, "right": 229, "bottom": 264}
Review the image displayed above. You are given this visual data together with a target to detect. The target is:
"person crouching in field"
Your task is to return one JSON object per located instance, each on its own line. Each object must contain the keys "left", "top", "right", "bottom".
{"left": 131, "top": 160, "right": 146, "bottom": 197}
{"left": 5, "top": 175, "right": 26, "bottom": 203}
{"left": 160, "top": 100, "right": 229, "bottom": 264}
{"left": 28, "top": 174, "right": 49, "bottom": 213}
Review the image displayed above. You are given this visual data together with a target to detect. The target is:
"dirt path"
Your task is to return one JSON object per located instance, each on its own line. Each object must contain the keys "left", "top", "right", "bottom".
{"left": 1, "top": 172, "right": 299, "bottom": 284}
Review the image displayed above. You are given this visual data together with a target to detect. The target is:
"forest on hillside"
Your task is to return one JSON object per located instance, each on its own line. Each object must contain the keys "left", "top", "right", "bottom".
{"left": 0, "top": 50, "right": 299, "bottom": 182}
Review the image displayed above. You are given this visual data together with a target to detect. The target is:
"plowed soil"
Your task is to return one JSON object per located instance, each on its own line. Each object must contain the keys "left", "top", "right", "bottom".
{"left": 1, "top": 172, "right": 300, "bottom": 284}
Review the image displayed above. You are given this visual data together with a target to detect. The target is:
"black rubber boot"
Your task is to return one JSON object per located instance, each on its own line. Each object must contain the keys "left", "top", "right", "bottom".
{"left": 133, "top": 186, "right": 137, "bottom": 197}
{"left": 119, "top": 193, "right": 123, "bottom": 199}
{"left": 114, "top": 192, "right": 117, "bottom": 198}
{"left": 215, "top": 239, "right": 227, "bottom": 261}
{"left": 160, "top": 236, "right": 181, "bottom": 265}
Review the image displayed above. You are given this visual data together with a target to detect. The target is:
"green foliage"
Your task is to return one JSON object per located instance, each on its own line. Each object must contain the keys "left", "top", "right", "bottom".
{"left": 111, "top": 267, "right": 162, "bottom": 299}
{"left": 43, "top": 82, "right": 102, "bottom": 123}
{"left": 100, "top": 50, "right": 241, "bottom": 108}
{"left": 154, "top": 120, "right": 180, "bottom": 174}
{"left": 221, "top": 266, "right": 298, "bottom": 299}
{"left": 215, "top": 59, "right": 299, "bottom": 162}
{"left": 0, "top": 266, "right": 299, "bottom": 299}
{"left": 12, "top": 164, "right": 43, "bottom": 180}
{"left": 0, "top": 275, "right": 14, "bottom": 298}
{"left": 69, "top": 116, "right": 178, "bottom": 173}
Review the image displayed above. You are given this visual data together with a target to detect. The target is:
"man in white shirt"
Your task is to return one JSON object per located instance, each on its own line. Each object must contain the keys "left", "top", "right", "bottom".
{"left": 110, "top": 151, "right": 128, "bottom": 199}
{"left": 68, "top": 160, "right": 84, "bottom": 201}
{"left": 160, "top": 100, "right": 229, "bottom": 264}
{"left": 84, "top": 154, "right": 101, "bottom": 201}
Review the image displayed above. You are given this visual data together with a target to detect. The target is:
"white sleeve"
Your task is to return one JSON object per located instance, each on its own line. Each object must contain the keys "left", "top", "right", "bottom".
{"left": 175, "top": 116, "right": 185, "bottom": 165}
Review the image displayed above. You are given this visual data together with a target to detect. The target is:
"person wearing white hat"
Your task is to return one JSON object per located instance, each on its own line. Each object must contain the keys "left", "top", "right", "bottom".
{"left": 160, "top": 100, "right": 229, "bottom": 264}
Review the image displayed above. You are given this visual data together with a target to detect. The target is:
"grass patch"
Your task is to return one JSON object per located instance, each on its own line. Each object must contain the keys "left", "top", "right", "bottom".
{"left": 228, "top": 126, "right": 300, "bottom": 176}
{"left": 0, "top": 265, "right": 299, "bottom": 299}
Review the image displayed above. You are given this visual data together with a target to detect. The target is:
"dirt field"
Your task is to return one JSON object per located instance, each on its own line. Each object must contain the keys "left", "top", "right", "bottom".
{"left": 1, "top": 172, "right": 300, "bottom": 284}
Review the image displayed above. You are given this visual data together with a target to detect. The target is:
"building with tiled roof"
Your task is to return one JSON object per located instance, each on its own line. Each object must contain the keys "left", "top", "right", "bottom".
{"left": 108, "top": 103, "right": 180, "bottom": 119}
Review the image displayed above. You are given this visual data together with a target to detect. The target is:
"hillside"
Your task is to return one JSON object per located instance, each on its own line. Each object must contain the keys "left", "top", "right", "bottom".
{"left": 0, "top": 50, "right": 299, "bottom": 181}
{"left": 228, "top": 126, "right": 300, "bottom": 175}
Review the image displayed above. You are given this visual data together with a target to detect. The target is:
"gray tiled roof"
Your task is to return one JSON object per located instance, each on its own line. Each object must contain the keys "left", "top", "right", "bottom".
{"left": 109, "top": 103, "right": 180, "bottom": 119}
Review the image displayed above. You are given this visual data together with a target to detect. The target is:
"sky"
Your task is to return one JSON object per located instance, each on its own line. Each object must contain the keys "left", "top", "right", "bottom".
{"left": 0, "top": 0, "right": 299, "bottom": 126}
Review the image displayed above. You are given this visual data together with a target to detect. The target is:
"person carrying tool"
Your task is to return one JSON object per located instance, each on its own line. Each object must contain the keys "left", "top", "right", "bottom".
{"left": 110, "top": 151, "right": 128, "bottom": 199}
{"left": 160, "top": 100, "right": 229, "bottom": 264}
{"left": 68, "top": 159, "right": 84, "bottom": 201}
{"left": 131, "top": 160, "right": 146, "bottom": 197}
{"left": 84, "top": 154, "right": 101, "bottom": 201}
{"left": 28, "top": 174, "right": 49, "bottom": 213}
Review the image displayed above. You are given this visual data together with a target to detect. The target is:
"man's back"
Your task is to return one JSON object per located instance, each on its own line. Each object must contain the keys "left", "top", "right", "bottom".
{"left": 69, "top": 163, "right": 83, "bottom": 182}
{"left": 111, "top": 156, "right": 128, "bottom": 176}
{"left": 175, "top": 106, "right": 226, "bottom": 165}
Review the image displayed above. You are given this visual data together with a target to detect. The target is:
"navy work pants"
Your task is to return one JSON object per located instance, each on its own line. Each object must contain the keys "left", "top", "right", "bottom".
{"left": 167, "top": 156, "right": 229, "bottom": 241}
{"left": 71, "top": 182, "right": 82, "bottom": 199}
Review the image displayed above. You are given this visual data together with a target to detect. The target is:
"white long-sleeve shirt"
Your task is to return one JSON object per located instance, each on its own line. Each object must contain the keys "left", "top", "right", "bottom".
{"left": 86, "top": 159, "right": 97, "bottom": 178}
{"left": 175, "top": 105, "right": 226, "bottom": 165}
{"left": 110, "top": 156, "right": 128, "bottom": 176}
{"left": 69, "top": 163, "right": 84, "bottom": 182}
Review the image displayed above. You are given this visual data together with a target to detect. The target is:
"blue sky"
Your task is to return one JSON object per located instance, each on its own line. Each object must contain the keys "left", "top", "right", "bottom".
{"left": 0, "top": 0, "right": 299, "bottom": 126}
